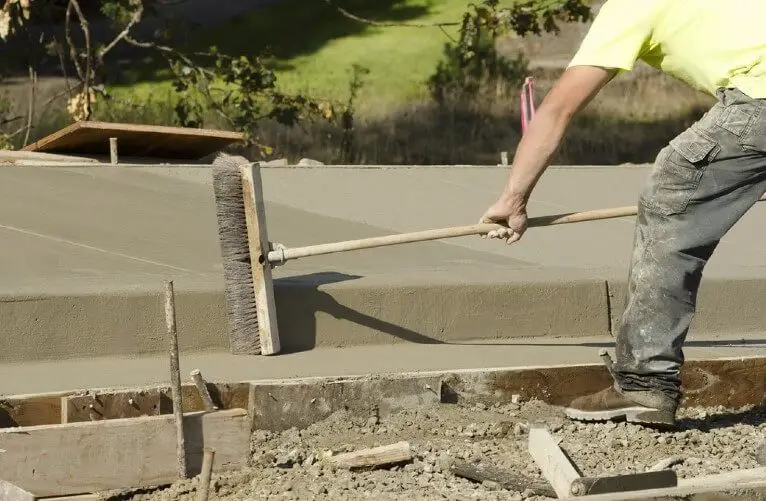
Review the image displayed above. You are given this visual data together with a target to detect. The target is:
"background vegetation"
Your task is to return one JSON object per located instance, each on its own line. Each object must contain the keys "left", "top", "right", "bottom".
{"left": 0, "top": 0, "right": 713, "bottom": 164}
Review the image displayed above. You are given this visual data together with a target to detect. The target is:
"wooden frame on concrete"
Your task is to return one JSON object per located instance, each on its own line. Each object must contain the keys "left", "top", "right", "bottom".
{"left": 0, "top": 409, "right": 249, "bottom": 497}
{"left": 0, "top": 356, "right": 762, "bottom": 498}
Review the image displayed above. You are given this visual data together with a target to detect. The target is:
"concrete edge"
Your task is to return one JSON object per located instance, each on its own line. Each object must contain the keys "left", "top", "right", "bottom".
{"left": 4, "top": 275, "right": 766, "bottom": 361}
{"left": 609, "top": 277, "right": 766, "bottom": 336}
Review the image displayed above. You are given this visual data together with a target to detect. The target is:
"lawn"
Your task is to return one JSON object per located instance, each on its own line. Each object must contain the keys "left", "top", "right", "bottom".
{"left": 118, "top": 0, "right": 473, "bottom": 112}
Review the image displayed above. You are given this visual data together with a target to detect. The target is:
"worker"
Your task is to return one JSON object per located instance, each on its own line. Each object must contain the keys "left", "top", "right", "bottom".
{"left": 480, "top": 0, "right": 766, "bottom": 428}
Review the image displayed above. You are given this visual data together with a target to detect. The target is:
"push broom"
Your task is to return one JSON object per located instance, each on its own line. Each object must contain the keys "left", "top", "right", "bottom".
{"left": 210, "top": 77, "right": 766, "bottom": 356}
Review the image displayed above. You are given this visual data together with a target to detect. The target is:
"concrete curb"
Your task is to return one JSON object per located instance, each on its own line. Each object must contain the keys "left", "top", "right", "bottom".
{"left": 2, "top": 276, "right": 766, "bottom": 361}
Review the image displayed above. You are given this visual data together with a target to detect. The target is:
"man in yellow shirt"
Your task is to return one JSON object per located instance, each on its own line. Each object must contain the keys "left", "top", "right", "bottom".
{"left": 481, "top": 0, "right": 766, "bottom": 428}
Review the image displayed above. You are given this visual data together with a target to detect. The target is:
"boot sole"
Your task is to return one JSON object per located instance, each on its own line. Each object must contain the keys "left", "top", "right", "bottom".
{"left": 564, "top": 406, "right": 676, "bottom": 427}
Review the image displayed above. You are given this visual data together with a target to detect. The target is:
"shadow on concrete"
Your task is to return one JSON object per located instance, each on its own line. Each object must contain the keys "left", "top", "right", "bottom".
{"left": 274, "top": 271, "right": 443, "bottom": 353}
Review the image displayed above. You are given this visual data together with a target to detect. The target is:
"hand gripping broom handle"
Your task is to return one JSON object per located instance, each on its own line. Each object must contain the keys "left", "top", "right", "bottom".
{"left": 268, "top": 197, "right": 766, "bottom": 265}
{"left": 264, "top": 197, "right": 766, "bottom": 265}
{"left": 264, "top": 204, "right": 637, "bottom": 265}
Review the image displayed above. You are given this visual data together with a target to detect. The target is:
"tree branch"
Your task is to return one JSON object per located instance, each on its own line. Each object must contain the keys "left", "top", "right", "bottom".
{"left": 98, "top": 3, "right": 144, "bottom": 61}
{"left": 0, "top": 115, "right": 23, "bottom": 127}
{"left": 320, "top": 0, "right": 460, "bottom": 28}
{"left": 67, "top": 0, "right": 93, "bottom": 119}
{"left": 23, "top": 64, "right": 36, "bottom": 147}
{"left": 64, "top": 1, "right": 85, "bottom": 81}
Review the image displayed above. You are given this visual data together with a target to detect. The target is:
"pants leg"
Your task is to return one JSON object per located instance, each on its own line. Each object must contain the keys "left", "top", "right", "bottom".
{"left": 613, "top": 88, "right": 766, "bottom": 404}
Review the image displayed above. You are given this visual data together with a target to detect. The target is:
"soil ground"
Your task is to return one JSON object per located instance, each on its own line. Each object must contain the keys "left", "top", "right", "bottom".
{"left": 109, "top": 399, "right": 766, "bottom": 501}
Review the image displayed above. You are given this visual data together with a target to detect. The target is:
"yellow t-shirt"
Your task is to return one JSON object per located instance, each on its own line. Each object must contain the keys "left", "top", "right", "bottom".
{"left": 568, "top": 0, "right": 766, "bottom": 98}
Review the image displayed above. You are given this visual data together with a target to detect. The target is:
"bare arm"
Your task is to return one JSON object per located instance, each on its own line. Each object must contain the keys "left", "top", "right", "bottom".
{"left": 500, "top": 65, "right": 616, "bottom": 210}
{"left": 480, "top": 65, "right": 617, "bottom": 243}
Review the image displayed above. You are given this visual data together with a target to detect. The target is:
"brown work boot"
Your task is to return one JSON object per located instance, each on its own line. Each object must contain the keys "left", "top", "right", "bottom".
{"left": 564, "top": 384, "right": 677, "bottom": 427}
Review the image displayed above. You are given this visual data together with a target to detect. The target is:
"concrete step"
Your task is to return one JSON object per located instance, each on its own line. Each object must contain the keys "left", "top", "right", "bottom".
{"left": 1, "top": 333, "right": 763, "bottom": 396}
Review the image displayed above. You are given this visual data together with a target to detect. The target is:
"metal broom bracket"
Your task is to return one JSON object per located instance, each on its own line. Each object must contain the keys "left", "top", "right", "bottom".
{"left": 268, "top": 242, "right": 287, "bottom": 268}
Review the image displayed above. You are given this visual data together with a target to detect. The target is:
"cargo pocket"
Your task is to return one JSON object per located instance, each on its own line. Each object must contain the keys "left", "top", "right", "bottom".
{"left": 640, "top": 130, "right": 718, "bottom": 216}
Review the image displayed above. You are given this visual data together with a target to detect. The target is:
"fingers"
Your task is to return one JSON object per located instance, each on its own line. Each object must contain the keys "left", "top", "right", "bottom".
{"left": 485, "top": 226, "right": 520, "bottom": 243}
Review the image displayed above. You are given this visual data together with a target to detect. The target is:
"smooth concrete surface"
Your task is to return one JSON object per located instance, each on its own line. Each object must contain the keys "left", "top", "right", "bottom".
{"left": 2, "top": 165, "right": 766, "bottom": 362}
{"left": 0, "top": 334, "right": 763, "bottom": 396}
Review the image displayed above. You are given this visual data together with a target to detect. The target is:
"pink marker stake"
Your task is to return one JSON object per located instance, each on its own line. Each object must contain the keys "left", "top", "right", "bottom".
{"left": 520, "top": 77, "right": 536, "bottom": 134}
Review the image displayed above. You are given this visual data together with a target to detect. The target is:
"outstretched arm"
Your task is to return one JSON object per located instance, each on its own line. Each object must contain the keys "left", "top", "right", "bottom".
{"left": 481, "top": 65, "right": 616, "bottom": 243}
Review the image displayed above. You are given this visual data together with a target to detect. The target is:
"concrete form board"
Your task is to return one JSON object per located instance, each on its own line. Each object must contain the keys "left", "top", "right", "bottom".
{"left": 249, "top": 354, "right": 766, "bottom": 431}
{"left": 1, "top": 165, "right": 765, "bottom": 361}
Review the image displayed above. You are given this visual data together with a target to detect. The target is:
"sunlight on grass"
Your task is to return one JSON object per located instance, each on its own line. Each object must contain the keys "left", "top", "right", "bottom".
{"left": 111, "top": 0, "right": 472, "bottom": 112}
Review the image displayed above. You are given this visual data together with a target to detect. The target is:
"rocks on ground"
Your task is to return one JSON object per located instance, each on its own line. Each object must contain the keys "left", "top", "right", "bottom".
{"left": 111, "top": 400, "right": 766, "bottom": 501}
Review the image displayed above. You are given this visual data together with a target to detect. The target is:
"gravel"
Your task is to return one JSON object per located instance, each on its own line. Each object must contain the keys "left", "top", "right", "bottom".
{"left": 109, "top": 399, "right": 766, "bottom": 501}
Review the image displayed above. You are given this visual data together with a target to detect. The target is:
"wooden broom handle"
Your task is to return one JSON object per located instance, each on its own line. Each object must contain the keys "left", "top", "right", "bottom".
{"left": 265, "top": 197, "right": 766, "bottom": 265}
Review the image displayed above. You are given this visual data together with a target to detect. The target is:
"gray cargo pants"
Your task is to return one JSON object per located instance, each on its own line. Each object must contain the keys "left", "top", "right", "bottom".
{"left": 613, "top": 88, "right": 766, "bottom": 405}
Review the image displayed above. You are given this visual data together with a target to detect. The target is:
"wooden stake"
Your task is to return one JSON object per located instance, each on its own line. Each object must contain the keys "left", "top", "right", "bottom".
{"left": 197, "top": 448, "right": 215, "bottom": 501}
{"left": 528, "top": 426, "right": 581, "bottom": 497}
{"left": 109, "top": 137, "right": 118, "bottom": 164}
{"left": 190, "top": 369, "right": 217, "bottom": 411}
{"left": 165, "top": 280, "right": 187, "bottom": 479}
{"left": 240, "top": 163, "right": 280, "bottom": 355}
{"left": 327, "top": 441, "right": 412, "bottom": 469}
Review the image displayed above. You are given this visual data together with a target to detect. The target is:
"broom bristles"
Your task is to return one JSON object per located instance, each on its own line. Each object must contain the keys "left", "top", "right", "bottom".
{"left": 212, "top": 152, "right": 260, "bottom": 354}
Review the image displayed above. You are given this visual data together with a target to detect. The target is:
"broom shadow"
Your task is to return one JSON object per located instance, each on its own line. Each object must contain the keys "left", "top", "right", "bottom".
{"left": 273, "top": 271, "right": 443, "bottom": 353}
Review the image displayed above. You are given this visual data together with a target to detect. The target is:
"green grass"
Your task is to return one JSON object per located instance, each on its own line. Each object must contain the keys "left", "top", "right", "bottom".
{"left": 116, "top": 0, "right": 473, "bottom": 111}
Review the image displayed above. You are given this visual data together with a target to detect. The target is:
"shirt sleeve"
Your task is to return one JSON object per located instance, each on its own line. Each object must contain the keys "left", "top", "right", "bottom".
{"left": 567, "top": 0, "right": 662, "bottom": 72}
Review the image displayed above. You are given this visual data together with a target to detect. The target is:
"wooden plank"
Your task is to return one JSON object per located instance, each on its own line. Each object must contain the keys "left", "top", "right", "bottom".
{"left": 0, "top": 409, "right": 249, "bottom": 497}
{"left": 0, "top": 394, "right": 67, "bottom": 427}
{"left": 327, "top": 441, "right": 412, "bottom": 469}
{"left": 163, "top": 382, "right": 250, "bottom": 415}
{"left": 442, "top": 355, "right": 766, "bottom": 409}
{"left": 0, "top": 149, "right": 98, "bottom": 163}
{"left": 22, "top": 121, "right": 244, "bottom": 160}
{"left": 248, "top": 375, "right": 441, "bottom": 431}
{"left": 0, "top": 382, "right": 248, "bottom": 429}
{"left": 528, "top": 426, "right": 582, "bottom": 498}
{"left": 0, "top": 479, "right": 34, "bottom": 501}
{"left": 240, "top": 163, "right": 280, "bottom": 355}
{"left": 62, "top": 389, "right": 162, "bottom": 423}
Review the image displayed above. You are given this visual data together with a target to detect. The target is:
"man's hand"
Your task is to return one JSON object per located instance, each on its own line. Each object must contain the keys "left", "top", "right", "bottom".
{"left": 480, "top": 196, "right": 528, "bottom": 244}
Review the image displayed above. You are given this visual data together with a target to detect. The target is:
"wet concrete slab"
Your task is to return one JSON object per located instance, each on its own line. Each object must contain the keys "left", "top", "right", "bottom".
{"left": 1, "top": 164, "right": 765, "bottom": 362}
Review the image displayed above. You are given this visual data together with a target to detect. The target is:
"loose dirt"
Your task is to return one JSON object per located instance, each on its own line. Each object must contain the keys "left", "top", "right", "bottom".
{"left": 109, "top": 399, "right": 766, "bottom": 501}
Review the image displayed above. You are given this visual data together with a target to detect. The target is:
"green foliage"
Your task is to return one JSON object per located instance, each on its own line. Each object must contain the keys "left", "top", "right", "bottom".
{"left": 166, "top": 47, "right": 360, "bottom": 158}
{"left": 428, "top": 0, "right": 592, "bottom": 103}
